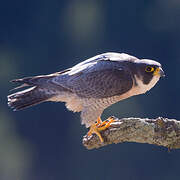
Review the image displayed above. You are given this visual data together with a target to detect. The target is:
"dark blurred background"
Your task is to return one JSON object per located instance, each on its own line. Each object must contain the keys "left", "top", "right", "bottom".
{"left": 1, "top": 0, "right": 180, "bottom": 179}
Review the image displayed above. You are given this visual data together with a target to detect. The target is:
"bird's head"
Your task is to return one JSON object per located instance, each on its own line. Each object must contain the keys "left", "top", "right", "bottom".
{"left": 132, "top": 59, "right": 165, "bottom": 93}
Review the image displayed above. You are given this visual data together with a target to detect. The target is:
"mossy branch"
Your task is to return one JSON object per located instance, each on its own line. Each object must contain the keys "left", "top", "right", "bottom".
{"left": 82, "top": 117, "right": 180, "bottom": 150}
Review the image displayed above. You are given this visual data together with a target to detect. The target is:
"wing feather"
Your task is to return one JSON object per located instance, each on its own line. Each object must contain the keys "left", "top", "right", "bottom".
{"left": 53, "top": 68, "right": 133, "bottom": 98}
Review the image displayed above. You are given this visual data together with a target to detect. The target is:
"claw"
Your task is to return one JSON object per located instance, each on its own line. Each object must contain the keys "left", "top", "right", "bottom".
{"left": 87, "top": 117, "right": 114, "bottom": 143}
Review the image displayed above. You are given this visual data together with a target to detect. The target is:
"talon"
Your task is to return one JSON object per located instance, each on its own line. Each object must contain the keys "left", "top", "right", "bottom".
{"left": 97, "top": 117, "right": 114, "bottom": 130}
{"left": 95, "top": 116, "right": 102, "bottom": 125}
{"left": 87, "top": 123, "right": 104, "bottom": 142}
{"left": 87, "top": 116, "right": 114, "bottom": 143}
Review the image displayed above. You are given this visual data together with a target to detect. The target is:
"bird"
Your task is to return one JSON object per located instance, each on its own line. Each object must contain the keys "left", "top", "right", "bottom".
{"left": 7, "top": 52, "right": 165, "bottom": 142}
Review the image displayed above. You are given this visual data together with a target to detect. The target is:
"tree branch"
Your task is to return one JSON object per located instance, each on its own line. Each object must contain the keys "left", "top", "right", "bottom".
{"left": 82, "top": 117, "right": 180, "bottom": 150}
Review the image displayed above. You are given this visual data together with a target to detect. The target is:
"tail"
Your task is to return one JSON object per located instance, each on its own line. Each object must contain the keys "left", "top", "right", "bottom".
{"left": 7, "top": 76, "right": 57, "bottom": 111}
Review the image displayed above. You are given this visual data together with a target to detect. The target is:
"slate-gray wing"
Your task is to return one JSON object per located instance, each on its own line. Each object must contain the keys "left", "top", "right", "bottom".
{"left": 54, "top": 68, "right": 133, "bottom": 98}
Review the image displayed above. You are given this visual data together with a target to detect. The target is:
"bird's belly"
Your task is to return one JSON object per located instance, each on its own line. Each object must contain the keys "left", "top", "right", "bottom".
{"left": 102, "top": 90, "right": 139, "bottom": 107}
{"left": 81, "top": 89, "right": 140, "bottom": 111}
{"left": 90, "top": 85, "right": 146, "bottom": 110}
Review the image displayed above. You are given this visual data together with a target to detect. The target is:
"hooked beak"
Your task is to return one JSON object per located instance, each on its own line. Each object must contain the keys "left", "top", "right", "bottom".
{"left": 159, "top": 67, "right": 165, "bottom": 77}
{"left": 154, "top": 67, "right": 165, "bottom": 77}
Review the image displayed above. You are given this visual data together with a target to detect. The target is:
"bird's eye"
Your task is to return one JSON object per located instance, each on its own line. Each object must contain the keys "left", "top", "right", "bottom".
{"left": 145, "top": 66, "right": 154, "bottom": 72}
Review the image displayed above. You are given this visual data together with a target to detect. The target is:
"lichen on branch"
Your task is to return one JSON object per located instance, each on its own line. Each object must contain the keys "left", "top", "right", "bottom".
{"left": 83, "top": 117, "right": 180, "bottom": 150}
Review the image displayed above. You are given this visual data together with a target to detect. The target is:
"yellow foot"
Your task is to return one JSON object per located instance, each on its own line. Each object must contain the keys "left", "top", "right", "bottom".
{"left": 87, "top": 117, "right": 114, "bottom": 143}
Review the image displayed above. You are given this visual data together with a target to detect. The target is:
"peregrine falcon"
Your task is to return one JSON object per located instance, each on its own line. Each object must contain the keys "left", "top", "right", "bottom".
{"left": 8, "top": 52, "right": 165, "bottom": 142}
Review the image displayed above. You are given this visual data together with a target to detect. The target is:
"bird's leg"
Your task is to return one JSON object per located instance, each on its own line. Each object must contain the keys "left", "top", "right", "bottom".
{"left": 96, "top": 117, "right": 114, "bottom": 131}
{"left": 95, "top": 116, "right": 103, "bottom": 125}
{"left": 87, "top": 117, "right": 114, "bottom": 143}
{"left": 87, "top": 123, "right": 104, "bottom": 143}
{"left": 96, "top": 118, "right": 112, "bottom": 128}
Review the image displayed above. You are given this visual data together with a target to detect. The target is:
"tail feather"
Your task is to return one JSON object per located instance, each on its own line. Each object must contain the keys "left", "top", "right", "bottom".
{"left": 7, "top": 72, "right": 69, "bottom": 111}
{"left": 8, "top": 86, "right": 54, "bottom": 111}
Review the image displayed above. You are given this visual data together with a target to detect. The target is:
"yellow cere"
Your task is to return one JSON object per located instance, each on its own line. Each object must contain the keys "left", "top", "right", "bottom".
{"left": 153, "top": 67, "right": 160, "bottom": 76}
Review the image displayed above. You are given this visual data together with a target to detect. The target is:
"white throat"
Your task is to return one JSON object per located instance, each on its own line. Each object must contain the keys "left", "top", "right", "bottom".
{"left": 135, "top": 75, "right": 160, "bottom": 94}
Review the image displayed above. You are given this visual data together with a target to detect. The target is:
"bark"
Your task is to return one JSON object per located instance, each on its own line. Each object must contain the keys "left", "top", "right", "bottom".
{"left": 82, "top": 117, "right": 180, "bottom": 150}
